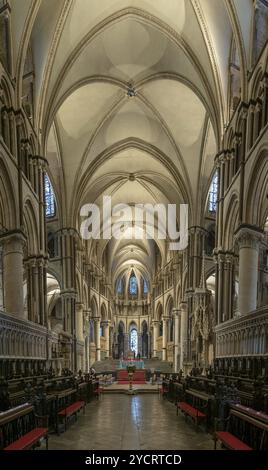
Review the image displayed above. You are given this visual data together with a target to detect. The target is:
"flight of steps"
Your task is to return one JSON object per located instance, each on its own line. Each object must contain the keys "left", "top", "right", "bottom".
{"left": 92, "top": 358, "right": 173, "bottom": 374}
{"left": 117, "top": 369, "right": 146, "bottom": 384}
{"left": 144, "top": 359, "right": 173, "bottom": 373}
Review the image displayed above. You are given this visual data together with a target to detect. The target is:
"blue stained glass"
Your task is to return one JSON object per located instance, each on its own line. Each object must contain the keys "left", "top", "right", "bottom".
{"left": 44, "top": 174, "right": 55, "bottom": 217}
{"left": 129, "top": 275, "right": 137, "bottom": 295}
{"left": 208, "top": 172, "right": 218, "bottom": 213}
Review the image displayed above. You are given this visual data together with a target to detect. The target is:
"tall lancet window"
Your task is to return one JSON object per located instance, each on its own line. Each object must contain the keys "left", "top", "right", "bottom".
{"left": 130, "top": 329, "right": 138, "bottom": 356}
{"left": 143, "top": 278, "right": 148, "bottom": 294}
{"left": 45, "top": 174, "right": 55, "bottom": 218}
{"left": 208, "top": 172, "right": 219, "bottom": 213}
{"left": 129, "top": 272, "right": 138, "bottom": 295}
{"left": 117, "top": 277, "right": 123, "bottom": 294}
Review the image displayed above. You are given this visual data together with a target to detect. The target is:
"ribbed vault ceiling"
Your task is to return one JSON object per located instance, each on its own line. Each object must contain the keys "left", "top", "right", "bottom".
{"left": 10, "top": 0, "right": 254, "bottom": 286}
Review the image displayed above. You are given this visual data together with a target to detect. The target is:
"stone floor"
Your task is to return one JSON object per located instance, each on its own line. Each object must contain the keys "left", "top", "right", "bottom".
{"left": 44, "top": 394, "right": 213, "bottom": 450}
{"left": 103, "top": 383, "right": 159, "bottom": 392}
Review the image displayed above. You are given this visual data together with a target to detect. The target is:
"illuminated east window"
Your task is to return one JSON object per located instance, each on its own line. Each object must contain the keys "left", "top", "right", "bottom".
{"left": 143, "top": 278, "right": 148, "bottom": 294}
{"left": 44, "top": 174, "right": 55, "bottom": 217}
{"left": 130, "top": 329, "right": 138, "bottom": 356}
{"left": 129, "top": 274, "right": 137, "bottom": 295}
{"left": 208, "top": 172, "right": 218, "bottom": 213}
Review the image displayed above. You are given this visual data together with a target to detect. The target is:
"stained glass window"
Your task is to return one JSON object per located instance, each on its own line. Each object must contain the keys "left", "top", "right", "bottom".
{"left": 117, "top": 277, "right": 123, "bottom": 294}
{"left": 44, "top": 174, "right": 55, "bottom": 217}
{"left": 143, "top": 278, "right": 148, "bottom": 294}
{"left": 129, "top": 274, "right": 137, "bottom": 295}
{"left": 208, "top": 172, "right": 218, "bottom": 213}
{"left": 130, "top": 329, "right": 138, "bottom": 355}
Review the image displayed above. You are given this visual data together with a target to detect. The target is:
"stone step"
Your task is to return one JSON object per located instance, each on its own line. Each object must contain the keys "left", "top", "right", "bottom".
{"left": 92, "top": 358, "right": 173, "bottom": 373}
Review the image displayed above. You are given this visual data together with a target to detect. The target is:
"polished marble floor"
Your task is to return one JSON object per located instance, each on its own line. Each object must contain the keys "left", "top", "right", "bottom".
{"left": 45, "top": 394, "right": 212, "bottom": 450}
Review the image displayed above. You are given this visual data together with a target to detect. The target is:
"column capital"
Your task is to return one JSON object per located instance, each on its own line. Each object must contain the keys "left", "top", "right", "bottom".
{"left": 0, "top": 230, "right": 26, "bottom": 252}
{"left": 31, "top": 155, "right": 48, "bottom": 171}
{"left": 0, "top": 229, "right": 26, "bottom": 244}
{"left": 76, "top": 302, "right": 84, "bottom": 310}
{"left": 59, "top": 227, "right": 79, "bottom": 238}
{"left": 179, "top": 301, "right": 188, "bottom": 312}
{"left": 235, "top": 224, "right": 263, "bottom": 250}
{"left": 225, "top": 252, "right": 235, "bottom": 265}
{"left": 172, "top": 308, "right": 180, "bottom": 317}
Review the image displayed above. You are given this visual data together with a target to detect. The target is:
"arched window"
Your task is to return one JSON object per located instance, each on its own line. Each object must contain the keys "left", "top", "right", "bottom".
{"left": 129, "top": 273, "right": 137, "bottom": 295}
{"left": 208, "top": 172, "right": 218, "bottom": 213}
{"left": 130, "top": 329, "right": 138, "bottom": 356}
{"left": 117, "top": 277, "right": 123, "bottom": 294}
{"left": 44, "top": 174, "right": 55, "bottom": 218}
{"left": 143, "top": 278, "right": 148, "bottom": 294}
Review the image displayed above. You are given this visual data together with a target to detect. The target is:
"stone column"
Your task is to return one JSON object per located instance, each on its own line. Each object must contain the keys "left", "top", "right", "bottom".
{"left": 61, "top": 290, "right": 76, "bottom": 370}
{"left": 94, "top": 317, "right": 101, "bottom": 361}
{"left": 180, "top": 302, "right": 188, "bottom": 370}
{"left": 173, "top": 309, "right": 180, "bottom": 372}
{"left": 76, "top": 302, "right": 84, "bottom": 341}
{"left": 217, "top": 253, "right": 225, "bottom": 324}
{"left": 1, "top": 231, "right": 26, "bottom": 318}
{"left": 247, "top": 103, "right": 255, "bottom": 151}
{"left": 162, "top": 317, "right": 168, "bottom": 361}
{"left": 104, "top": 321, "right": 110, "bottom": 358}
{"left": 84, "top": 337, "right": 89, "bottom": 372}
{"left": 235, "top": 225, "right": 263, "bottom": 315}
{"left": 225, "top": 253, "right": 234, "bottom": 321}
{"left": 217, "top": 153, "right": 225, "bottom": 248}
{"left": 152, "top": 320, "right": 159, "bottom": 357}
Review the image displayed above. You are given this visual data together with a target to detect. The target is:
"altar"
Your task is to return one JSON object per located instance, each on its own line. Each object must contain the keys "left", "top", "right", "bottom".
{"left": 119, "top": 359, "right": 145, "bottom": 369}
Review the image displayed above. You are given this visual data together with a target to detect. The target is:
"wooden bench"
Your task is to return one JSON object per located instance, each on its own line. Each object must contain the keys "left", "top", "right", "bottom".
{"left": 214, "top": 431, "right": 252, "bottom": 450}
{"left": 214, "top": 408, "right": 268, "bottom": 450}
{"left": 177, "top": 401, "right": 206, "bottom": 430}
{"left": 58, "top": 400, "right": 85, "bottom": 431}
{"left": 0, "top": 403, "right": 48, "bottom": 450}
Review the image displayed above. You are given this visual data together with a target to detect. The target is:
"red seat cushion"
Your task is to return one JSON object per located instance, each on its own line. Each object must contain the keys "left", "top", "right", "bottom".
{"left": 215, "top": 432, "right": 252, "bottom": 450}
{"left": 4, "top": 427, "right": 48, "bottom": 450}
{"left": 58, "top": 400, "right": 85, "bottom": 416}
{"left": 178, "top": 402, "right": 205, "bottom": 418}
